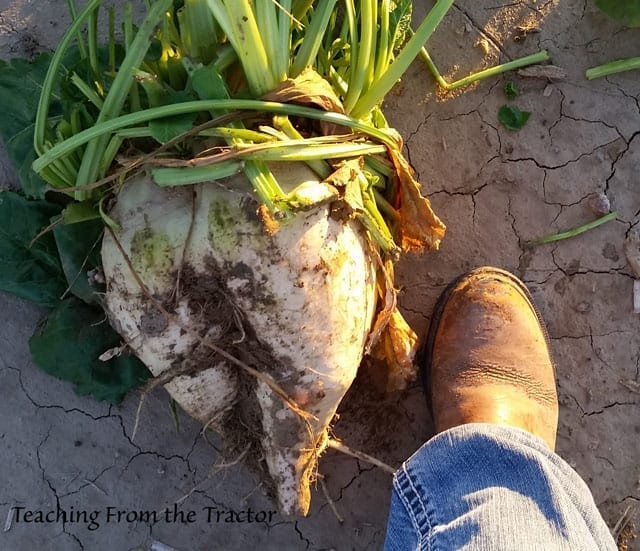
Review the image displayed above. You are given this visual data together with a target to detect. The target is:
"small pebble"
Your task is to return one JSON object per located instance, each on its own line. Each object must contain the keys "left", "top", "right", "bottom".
{"left": 587, "top": 192, "right": 611, "bottom": 216}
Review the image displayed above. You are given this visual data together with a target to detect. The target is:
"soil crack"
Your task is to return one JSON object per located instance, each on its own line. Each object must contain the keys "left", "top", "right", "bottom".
{"left": 294, "top": 520, "right": 311, "bottom": 550}
{"left": 7, "top": 365, "right": 112, "bottom": 422}
{"left": 583, "top": 401, "right": 637, "bottom": 417}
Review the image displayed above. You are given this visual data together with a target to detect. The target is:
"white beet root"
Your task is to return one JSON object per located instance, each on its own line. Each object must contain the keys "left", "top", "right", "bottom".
{"left": 102, "top": 167, "right": 377, "bottom": 516}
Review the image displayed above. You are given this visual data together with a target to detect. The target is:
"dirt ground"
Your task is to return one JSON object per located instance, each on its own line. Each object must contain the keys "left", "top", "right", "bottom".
{"left": 0, "top": 1, "right": 638, "bottom": 550}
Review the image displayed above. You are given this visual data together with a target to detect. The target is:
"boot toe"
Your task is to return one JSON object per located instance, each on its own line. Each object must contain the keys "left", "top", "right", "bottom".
{"left": 423, "top": 267, "right": 559, "bottom": 449}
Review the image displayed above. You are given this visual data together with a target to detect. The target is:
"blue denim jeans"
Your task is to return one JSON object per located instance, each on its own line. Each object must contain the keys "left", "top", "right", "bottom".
{"left": 384, "top": 424, "right": 616, "bottom": 550}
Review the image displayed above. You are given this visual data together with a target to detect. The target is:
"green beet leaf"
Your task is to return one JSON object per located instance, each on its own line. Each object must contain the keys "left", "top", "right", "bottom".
{"left": 53, "top": 218, "right": 104, "bottom": 304}
{"left": 29, "top": 298, "right": 151, "bottom": 403}
{"left": 0, "top": 55, "right": 56, "bottom": 198}
{"left": 61, "top": 201, "right": 103, "bottom": 224}
{"left": 0, "top": 191, "right": 67, "bottom": 306}
{"left": 503, "top": 80, "right": 520, "bottom": 99}
{"left": 498, "top": 105, "right": 531, "bottom": 131}
{"left": 191, "top": 64, "right": 230, "bottom": 101}
{"left": 389, "top": 0, "right": 413, "bottom": 52}
{"left": 595, "top": 0, "right": 640, "bottom": 27}
{"left": 149, "top": 90, "right": 198, "bottom": 144}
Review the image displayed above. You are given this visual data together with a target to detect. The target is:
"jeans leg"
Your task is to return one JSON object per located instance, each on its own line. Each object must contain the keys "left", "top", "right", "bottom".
{"left": 384, "top": 423, "right": 616, "bottom": 551}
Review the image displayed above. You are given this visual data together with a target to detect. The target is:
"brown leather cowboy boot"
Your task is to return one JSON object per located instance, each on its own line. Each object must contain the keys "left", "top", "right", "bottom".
{"left": 423, "top": 267, "right": 559, "bottom": 449}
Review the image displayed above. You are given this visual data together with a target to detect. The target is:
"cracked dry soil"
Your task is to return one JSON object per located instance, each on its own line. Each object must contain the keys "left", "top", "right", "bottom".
{"left": 0, "top": 1, "right": 639, "bottom": 550}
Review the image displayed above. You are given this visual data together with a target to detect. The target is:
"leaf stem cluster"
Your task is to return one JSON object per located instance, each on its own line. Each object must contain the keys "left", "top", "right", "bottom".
{"left": 33, "top": 0, "right": 550, "bottom": 254}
